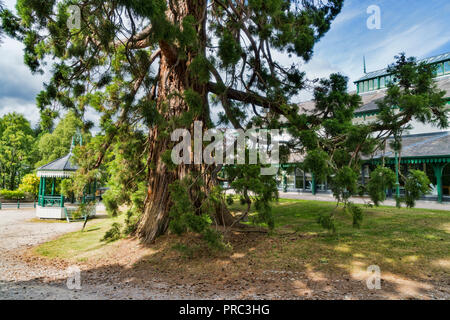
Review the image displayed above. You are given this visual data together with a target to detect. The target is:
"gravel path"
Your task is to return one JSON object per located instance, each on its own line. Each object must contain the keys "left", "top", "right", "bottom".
{"left": 0, "top": 209, "right": 107, "bottom": 299}
{"left": 0, "top": 208, "right": 217, "bottom": 300}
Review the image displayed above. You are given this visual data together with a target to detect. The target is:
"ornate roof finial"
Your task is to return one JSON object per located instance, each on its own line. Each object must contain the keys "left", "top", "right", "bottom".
{"left": 363, "top": 55, "right": 367, "bottom": 74}
{"left": 69, "top": 128, "right": 83, "bottom": 154}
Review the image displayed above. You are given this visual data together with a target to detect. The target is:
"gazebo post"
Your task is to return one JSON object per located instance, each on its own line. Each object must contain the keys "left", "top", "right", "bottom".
{"left": 433, "top": 164, "right": 445, "bottom": 203}
{"left": 395, "top": 152, "right": 400, "bottom": 199}
{"left": 38, "top": 177, "right": 42, "bottom": 206}
{"left": 42, "top": 177, "right": 46, "bottom": 207}
{"left": 311, "top": 173, "right": 316, "bottom": 195}
{"left": 51, "top": 177, "right": 55, "bottom": 196}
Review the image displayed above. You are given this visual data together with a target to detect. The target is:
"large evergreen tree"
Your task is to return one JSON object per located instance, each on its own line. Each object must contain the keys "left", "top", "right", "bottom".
{"left": 1, "top": 0, "right": 345, "bottom": 242}
{"left": 1, "top": 1, "right": 447, "bottom": 243}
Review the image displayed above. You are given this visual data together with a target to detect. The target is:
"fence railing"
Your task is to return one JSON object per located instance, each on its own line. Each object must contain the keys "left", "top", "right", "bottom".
{"left": 0, "top": 197, "right": 99, "bottom": 210}
{"left": 0, "top": 201, "right": 36, "bottom": 209}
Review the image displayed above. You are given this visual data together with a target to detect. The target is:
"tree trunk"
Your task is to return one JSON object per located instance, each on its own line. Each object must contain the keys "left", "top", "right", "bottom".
{"left": 136, "top": 0, "right": 221, "bottom": 244}
{"left": 10, "top": 168, "right": 16, "bottom": 191}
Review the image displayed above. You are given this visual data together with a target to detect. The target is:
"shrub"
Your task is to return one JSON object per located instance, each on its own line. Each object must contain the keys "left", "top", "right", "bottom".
{"left": 367, "top": 166, "right": 396, "bottom": 206}
{"left": 168, "top": 178, "right": 228, "bottom": 250}
{"left": 101, "top": 222, "right": 122, "bottom": 242}
{"left": 317, "top": 214, "right": 336, "bottom": 234}
{"left": 103, "top": 189, "right": 119, "bottom": 217}
{"left": 404, "top": 170, "right": 431, "bottom": 208}
{"left": 330, "top": 166, "right": 358, "bottom": 204}
{"left": 347, "top": 202, "right": 364, "bottom": 228}
{"left": 74, "top": 202, "right": 95, "bottom": 219}
{"left": 19, "top": 174, "right": 40, "bottom": 197}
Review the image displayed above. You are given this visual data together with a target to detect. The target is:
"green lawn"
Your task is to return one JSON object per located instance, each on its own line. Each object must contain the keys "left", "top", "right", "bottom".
{"left": 34, "top": 214, "right": 125, "bottom": 261}
{"left": 234, "top": 199, "right": 450, "bottom": 278}
{"left": 33, "top": 199, "right": 450, "bottom": 280}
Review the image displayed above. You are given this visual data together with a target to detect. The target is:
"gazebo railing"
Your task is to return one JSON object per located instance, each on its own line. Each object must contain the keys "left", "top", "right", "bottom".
{"left": 83, "top": 195, "right": 96, "bottom": 203}
{"left": 38, "top": 195, "right": 64, "bottom": 207}
{"left": 38, "top": 195, "right": 97, "bottom": 207}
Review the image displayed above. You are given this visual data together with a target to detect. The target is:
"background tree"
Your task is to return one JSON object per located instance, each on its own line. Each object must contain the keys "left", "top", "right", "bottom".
{"left": 364, "top": 55, "right": 448, "bottom": 209}
{"left": 0, "top": 113, "right": 36, "bottom": 190}
{"left": 297, "top": 55, "right": 447, "bottom": 229}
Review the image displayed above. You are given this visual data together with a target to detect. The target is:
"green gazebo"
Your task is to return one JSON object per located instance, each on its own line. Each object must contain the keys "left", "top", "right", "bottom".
{"left": 36, "top": 138, "right": 97, "bottom": 219}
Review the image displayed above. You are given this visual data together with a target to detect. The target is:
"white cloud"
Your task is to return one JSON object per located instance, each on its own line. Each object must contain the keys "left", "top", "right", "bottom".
{"left": 0, "top": 38, "right": 48, "bottom": 124}
{"left": 0, "top": 97, "right": 40, "bottom": 125}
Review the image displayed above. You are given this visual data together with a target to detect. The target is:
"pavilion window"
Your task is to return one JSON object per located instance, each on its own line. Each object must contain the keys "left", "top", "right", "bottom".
{"left": 437, "top": 63, "right": 444, "bottom": 76}
{"left": 275, "top": 174, "right": 282, "bottom": 188}
{"left": 369, "top": 79, "right": 374, "bottom": 91}
{"left": 380, "top": 76, "right": 385, "bottom": 88}
{"left": 433, "top": 63, "right": 444, "bottom": 76}
{"left": 444, "top": 61, "right": 450, "bottom": 74}
{"left": 364, "top": 80, "right": 369, "bottom": 92}
{"left": 295, "top": 168, "right": 305, "bottom": 190}
{"left": 285, "top": 172, "right": 295, "bottom": 190}
{"left": 385, "top": 75, "right": 391, "bottom": 85}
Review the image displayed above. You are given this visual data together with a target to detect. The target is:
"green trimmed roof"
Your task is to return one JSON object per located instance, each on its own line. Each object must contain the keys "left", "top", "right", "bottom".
{"left": 355, "top": 52, "right": 450, "bottom": 83}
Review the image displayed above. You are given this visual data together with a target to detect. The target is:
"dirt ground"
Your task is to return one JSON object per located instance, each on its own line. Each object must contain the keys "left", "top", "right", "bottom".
{"left": 0, "top": 208, "right": 448, "bottom": 300}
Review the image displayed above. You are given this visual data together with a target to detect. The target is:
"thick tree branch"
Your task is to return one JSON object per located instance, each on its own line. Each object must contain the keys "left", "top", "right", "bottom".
{"left": 207, "top": 82, "right": 286, "bottom": 115}
{"left": 113, "top": 25, "right": 153, "bottom": 49}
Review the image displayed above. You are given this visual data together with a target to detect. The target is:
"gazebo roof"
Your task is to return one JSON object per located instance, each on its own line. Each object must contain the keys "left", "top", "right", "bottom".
{"left": 37, "top": 152, "right": 79, "bottom": 178}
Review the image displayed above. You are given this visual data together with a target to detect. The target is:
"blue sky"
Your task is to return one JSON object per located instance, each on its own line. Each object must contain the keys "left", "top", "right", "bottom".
{"left": 0, "top": 0, "right": 449, "bottom": 125}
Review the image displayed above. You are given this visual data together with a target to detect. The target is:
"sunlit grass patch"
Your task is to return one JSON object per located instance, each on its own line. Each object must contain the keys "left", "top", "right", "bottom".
{"left": 34, "top": 214, "right": 125, "bottom": 260}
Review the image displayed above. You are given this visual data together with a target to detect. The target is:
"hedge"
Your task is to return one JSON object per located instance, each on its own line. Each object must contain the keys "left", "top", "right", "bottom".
{"left": 0, "top": 189, "right": 26, "bottom": 200}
